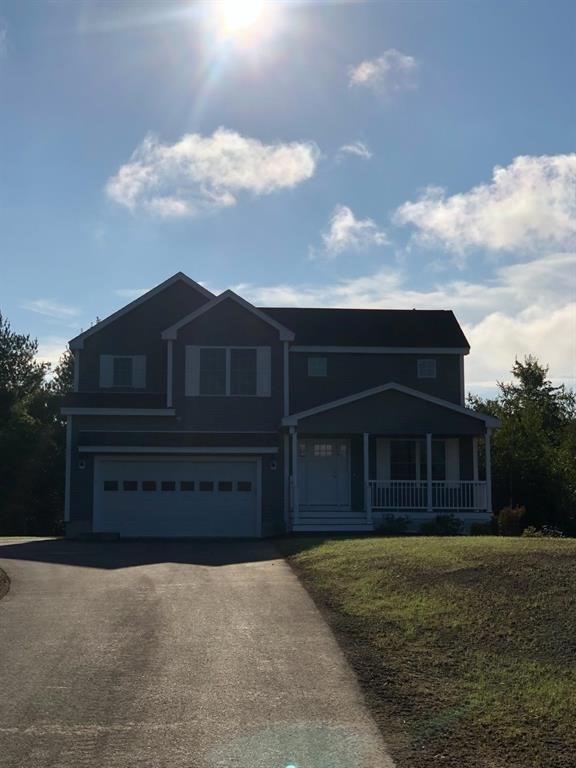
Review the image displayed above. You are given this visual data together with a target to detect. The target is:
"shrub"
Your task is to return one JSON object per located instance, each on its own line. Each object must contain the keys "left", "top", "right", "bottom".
{"left": 522, "top": 525, "right": 565, "bottom": 539}
{"left": 470, "top": 520, "right": 496, "bottom": 536}
{"left": 420, "top": 514, "right": 463, "bottom": 536}
{"left": 375, "top": 514, "right": 410, "bottom": 536}
{"left": 497, "top": 505, "right": 527, "bottom": 536}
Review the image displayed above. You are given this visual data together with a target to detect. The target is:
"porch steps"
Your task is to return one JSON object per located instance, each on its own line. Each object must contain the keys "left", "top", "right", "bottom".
{"left": 292, "top": 508, "right": 373, "bottom": 533}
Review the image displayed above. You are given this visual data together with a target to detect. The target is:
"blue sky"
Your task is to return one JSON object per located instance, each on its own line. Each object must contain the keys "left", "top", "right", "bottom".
{"left": 1, "top": 0, "right": 574, "bottom": 394}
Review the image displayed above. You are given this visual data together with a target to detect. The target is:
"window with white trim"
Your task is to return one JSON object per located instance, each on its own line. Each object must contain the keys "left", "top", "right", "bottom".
{"left": 187, "top": 346, "right": 270, "bottom": 397}
{"left": 307, "top": 356, "right": 327, "bottom": 377}
{"left": 99, "top": 355, "right": 146, "bottom": 388}
{"left": 417, "top": 358, "right": 437, "bottom": 379}
{"left": 389, "top": 439, "right": 446, "bottom": 481}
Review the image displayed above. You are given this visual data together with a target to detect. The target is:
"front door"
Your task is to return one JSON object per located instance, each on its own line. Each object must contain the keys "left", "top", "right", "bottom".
{"left": 298, "top": 439, "right": 351, "bottom": 508}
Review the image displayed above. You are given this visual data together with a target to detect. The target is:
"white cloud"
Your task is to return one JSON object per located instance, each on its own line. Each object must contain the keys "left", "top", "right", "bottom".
{"left": 394, "top": 154, "right": 576, "bottom": 255}
{"left": 21, "top": 299, "right": 80, "bottom": 320}
{"left": 231, "top": 252, "right": 576, "bottom": 392}
{"left": 338, "top": 141, "right": 372, "bottom": 160}
{"left": 36, "top": 336, "right": 69, "bottom": 368}
{"left": 106, "top": 128, "right": 319, "bottom": 217}
{"left": 314, "top": 205, "right": 388, "bottom": 258}
{"left": 114, "top": 288, "right": 150, "bottom": 299}
{"left": 349, "top": 49, "right": 418, "bottom": 93}
{"left": 0, "top": 20, "right": 7, "bottom": 59}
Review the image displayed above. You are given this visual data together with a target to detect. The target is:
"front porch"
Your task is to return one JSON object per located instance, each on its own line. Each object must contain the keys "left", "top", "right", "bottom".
{"left": 288, "top": 434, "right": 492, "bottom": 532}
{"left": 282, "top": 383, "right": 499, "bottom": 533}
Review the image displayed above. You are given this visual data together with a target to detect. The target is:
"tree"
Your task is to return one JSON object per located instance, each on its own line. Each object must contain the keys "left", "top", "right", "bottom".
{"left": 469, "top": 356, "right": 576, "bottom": 528}
{"left": 0, "top": 313, "right": 72, "bottom": 534}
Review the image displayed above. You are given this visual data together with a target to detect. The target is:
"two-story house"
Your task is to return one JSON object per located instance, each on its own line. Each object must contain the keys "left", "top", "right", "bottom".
{"left": 62, "top": 272, "right": 499, "bottom": 537}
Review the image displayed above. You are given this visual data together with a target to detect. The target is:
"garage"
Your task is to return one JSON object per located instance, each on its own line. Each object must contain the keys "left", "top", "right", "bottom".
{"left": 93, "top": 457, "right": 260, "bottom": 537}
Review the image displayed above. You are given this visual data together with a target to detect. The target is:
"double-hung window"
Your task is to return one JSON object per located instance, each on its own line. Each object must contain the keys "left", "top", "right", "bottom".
{"left": 390, "top": 439, "right": 446, "bottom": 481}
{"left": 99, "top": 355, "right": 146, "bottom": 388}
{"left": 189, "top": 346, "right": 269, "bottom": 397}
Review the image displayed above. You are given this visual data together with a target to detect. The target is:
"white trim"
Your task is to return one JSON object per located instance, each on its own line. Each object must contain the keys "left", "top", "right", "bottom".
{"left": 426, "top": 433, "right": 433, "bottom": 512}
{"left": 290, "top": 427, "right": 299, "bottom": 520}
{"left": 485, "top": 429, "right": 493, "bottom": 513}
{"left": 290, "top": 346, "right": 469, "bottom": 355}
{"left": 166, "top": 340, "right": 173, "bottom": 408}
{"left": 162, "top": 289, "right": 295, "bottom": 341}
{"left": 283, "top": 341, "right": 290, "bottom": 417}
{"left": 283, "top": 432, "right": 290, "bottom": 529}
{"left": 61, "top": 408, "right": 176, "bottom": 416}
{"left": 69, "top": 273, "right": 214, "bottom": 349}
{"left": 64, "top": 417, "right": 72, "bottom": 522}
{"left": 459, "top": 354, "right": 465, "bottom": 405}
{"left": 73, "top": 351, "right": 80, "bottom": 392}
{"left": 79, "top": 446, "right": 278, "bottom": 455}
{"left": 78, "top": 430, "right": 278, "bottom": 434}
{"left": 473, "top": 437, "right": 479, "bottom": 481}
{"left": 93, "top": 454, "right": 263, "bottom": 538}
{"left": 363, "top": 433, "right": 371, "bottom": 520}
{"left": 283, "top": 382, "right": 501, "bottom": 427}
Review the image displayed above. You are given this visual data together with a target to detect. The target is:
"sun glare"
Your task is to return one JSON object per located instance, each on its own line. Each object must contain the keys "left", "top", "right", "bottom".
{"left": 217, "top": 0, "right": 266, "bottom": 37}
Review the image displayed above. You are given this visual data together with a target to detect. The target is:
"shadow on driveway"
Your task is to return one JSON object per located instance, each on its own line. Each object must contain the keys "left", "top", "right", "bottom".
{"left": 0, "top": 536, "right": 290, "bottom": 571}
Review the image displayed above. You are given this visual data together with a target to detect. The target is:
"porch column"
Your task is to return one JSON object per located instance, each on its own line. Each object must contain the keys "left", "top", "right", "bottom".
{"left": 363, "top": 432, "right": 371, "bottom": 522}
{"left": 290, "top": 426, "right": 299, "bottom": 522}
{"left": 426, "top": 433, "right": 433, "bottom": 512}
{"left": 472, "top": 437, "right": 479, "bottom": 481}
{"left": 485, "top": 428, "right": 493, "bottom": 513}
{"left": 283, "top": 432, "right": 290, "bottom": 530}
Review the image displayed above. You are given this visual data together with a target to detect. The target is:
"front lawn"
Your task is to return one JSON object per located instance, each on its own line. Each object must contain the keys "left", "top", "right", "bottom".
{"left": 280, "top": 536, "right": 576, "bottom": 768}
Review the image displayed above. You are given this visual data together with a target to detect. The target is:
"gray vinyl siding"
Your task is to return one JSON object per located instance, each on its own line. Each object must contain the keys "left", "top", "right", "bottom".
{"left": 78, "top": 281, "right": 209, "bottom": 393}
{"left": 289, "top": 352, "right": 463, "bottom": 412}
{"left": 297, "top": 389, "right": 486, "bottom": 436}
{"left": 173, "top": 298, "right": 284, "bottom": 432}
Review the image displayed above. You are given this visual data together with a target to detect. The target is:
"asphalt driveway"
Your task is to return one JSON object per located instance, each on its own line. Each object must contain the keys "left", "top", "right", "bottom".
{"left": 0, "top": 538, "right": 394, "bottom": 768}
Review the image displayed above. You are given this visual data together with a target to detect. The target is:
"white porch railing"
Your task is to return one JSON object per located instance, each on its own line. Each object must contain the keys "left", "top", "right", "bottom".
{"left": 370, "top": 480, "right": 487, "bottom": 511}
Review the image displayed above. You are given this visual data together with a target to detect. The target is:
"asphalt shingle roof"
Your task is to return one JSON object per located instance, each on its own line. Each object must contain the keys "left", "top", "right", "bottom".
{"left": 260, "top": 308, "right": 470, "bottom": 349}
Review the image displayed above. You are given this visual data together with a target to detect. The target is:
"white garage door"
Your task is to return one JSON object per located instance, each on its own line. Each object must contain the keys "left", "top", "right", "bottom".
{"left": 94, "top": 458, "right": 260, "bottom": 537}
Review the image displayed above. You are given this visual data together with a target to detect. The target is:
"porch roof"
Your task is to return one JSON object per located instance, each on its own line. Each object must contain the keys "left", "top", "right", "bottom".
{"left": 283, "top": 382, "right": 500, "bottom": 435}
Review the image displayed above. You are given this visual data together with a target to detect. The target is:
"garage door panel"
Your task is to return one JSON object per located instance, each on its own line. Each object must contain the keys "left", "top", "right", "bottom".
{"left": 95, "top": 459, "right": 259, "bottom": 537}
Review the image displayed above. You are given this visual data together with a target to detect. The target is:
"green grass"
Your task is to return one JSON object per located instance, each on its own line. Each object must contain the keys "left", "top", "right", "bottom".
{"left": 279, "top": 536, "right": 576, "bottom": 768}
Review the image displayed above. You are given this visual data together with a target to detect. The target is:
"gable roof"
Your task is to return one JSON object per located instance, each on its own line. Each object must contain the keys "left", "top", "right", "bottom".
{"left": 261, "top": 308, "right": 470, "bottom": 350}
{"left": 161, "top": 290, "right": 295, "bottom": 341}
{"left": 283, "top": 382, "right": 500, "bottom": 427}
{"left": 69, "top": 273, "right": 214, "bottom": 350}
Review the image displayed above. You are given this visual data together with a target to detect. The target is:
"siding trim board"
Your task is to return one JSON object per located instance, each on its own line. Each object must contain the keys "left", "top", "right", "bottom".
{"left": 62, "top": 408, "right": 176, "bottom": 416}
{"left": 78, "top": 446, "right": 278, "bottom": 454}
{"left": 283, "top": 382, "right": 500, "bottom": 428}
{"left": 291, "top": 346, "right": 470, "bottom": 354}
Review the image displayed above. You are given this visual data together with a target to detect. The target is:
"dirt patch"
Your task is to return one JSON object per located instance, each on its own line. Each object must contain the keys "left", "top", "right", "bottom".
{"left": 0, "top": 567, "right": 9, "bottom": 601}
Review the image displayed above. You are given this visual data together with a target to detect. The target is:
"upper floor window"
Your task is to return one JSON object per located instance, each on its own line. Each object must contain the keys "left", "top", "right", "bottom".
{"left": 113, "top": 357, "right": 133, "bottom": 386}
{"left": 187, "top": 346, "right": 270, "bottom": 397}
{"left": 417, "top": 358, "right": 437, "bottom": 379}
{"left": 99, "top": 355, "right": 146, "bottom": 388}
{"left": 307, "top": 356, "right": 327, "bottom": 377}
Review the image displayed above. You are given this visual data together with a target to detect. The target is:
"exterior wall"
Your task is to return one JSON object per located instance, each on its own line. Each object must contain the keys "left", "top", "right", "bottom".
{"left": 77, "top": 281, "right": 210, "bottom": 393}
{"left": 67, "top": 415, "right": 285, "bottom": 536}
{"left": 297, "top": 389, "right": 486, "bottom": 436}
{"left": 173, "top": 298, "right": 284, "bottom": 432}
{"left": 290, "top": 351, "right": 463, "bottom": 412}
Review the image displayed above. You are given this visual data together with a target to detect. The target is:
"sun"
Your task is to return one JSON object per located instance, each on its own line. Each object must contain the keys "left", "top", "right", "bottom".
{"left": 217, "top": 0, "right": 266, "bottom": 37}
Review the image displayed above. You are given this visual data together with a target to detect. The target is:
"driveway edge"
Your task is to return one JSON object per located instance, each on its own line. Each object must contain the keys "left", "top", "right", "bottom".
{"left": 0, "top": 567, "right": 10, "bottom": 601}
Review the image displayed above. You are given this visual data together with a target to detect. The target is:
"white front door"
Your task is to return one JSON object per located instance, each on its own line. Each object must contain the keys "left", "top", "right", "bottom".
{"left": 298, "top": 439, "right": 350, "bottom": 508}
